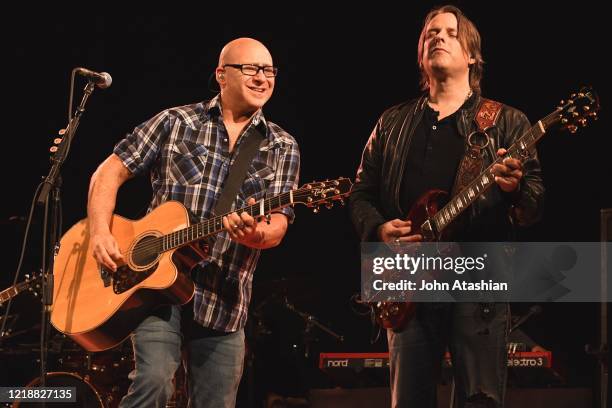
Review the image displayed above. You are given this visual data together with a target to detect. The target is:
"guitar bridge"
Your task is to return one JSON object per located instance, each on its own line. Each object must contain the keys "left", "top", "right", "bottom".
{"left": 112, "top": 264, "right": 158, "bottom": 294}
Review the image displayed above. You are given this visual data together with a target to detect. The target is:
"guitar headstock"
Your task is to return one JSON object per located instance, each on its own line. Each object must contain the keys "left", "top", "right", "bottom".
{"left": 0, "top": 272, "right": 42, "bottom": 306}
{"left": 293, "top": 178, "right": 353, "bottom": 213}
{"left": 558, "top": 87, "right": 600, "bottom": 133}
{"left": 23, "top": 272, "right": 42, "bottom": 297}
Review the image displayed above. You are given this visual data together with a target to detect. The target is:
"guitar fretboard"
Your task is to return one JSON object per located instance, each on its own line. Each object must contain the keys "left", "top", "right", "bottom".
{"left": 154, "top": 179, "right": 349, "bottom": 252}
{"left": 432, "top": 109, "right": 562, "bottom": 233}
{"left": 0, "top": 282, "right": 27, "bottom": 304}
{"left": 160, "top": 191, "right": 296, "bottom": 251}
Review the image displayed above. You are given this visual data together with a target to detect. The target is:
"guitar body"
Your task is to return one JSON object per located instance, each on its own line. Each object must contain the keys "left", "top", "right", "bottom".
{"left": 374, "top": 189, "right": 449, "bottom": 330}
{"left": 51, "top": 201, "right": 196, "bottom": 351}
{"left": 405, "top": 189, "right": 448, "bottom": 237}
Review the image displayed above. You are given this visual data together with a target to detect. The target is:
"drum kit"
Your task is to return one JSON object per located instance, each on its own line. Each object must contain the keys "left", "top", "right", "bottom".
{"left": 1, "top": 332, "right": 133, "bottom": 407}
{"left": 1, "top": 272, "right": 342, "bottom": 407}
{"left": 1, "top": 275, "right": 133, "bottom": 408}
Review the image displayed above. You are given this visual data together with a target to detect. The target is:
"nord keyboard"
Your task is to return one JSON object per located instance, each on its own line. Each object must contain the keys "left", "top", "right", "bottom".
{"left": 319, "top": 351, "right": 552, "bottom": 370}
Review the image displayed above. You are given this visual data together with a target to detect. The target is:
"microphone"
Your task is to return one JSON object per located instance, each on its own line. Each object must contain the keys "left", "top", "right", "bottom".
{"left": 510, "top": 305, "right": 542, "bottom": 333}
{"left": 75, "top": 67, "right": 112, "bottom": 89}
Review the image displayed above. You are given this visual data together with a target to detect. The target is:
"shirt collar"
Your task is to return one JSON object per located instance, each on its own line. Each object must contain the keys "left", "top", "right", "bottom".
{"left": 203, "top": 94, "right": 268, "bottom": 136}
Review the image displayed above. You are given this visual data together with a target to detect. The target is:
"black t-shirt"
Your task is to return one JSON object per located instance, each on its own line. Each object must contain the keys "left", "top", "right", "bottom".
{"left": 399, "top": 102, "right": 465, "bottom": 214}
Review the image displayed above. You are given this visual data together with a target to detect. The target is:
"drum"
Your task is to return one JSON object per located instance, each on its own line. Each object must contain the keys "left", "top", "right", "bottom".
{"left": 89, "top": 345, "right": 134, "bottom": 386}
{"left": 54, "top": 340, "right": 134, "bottom": 386}
{"left": 13, "top": 372, "right": 103, "bottom": 407}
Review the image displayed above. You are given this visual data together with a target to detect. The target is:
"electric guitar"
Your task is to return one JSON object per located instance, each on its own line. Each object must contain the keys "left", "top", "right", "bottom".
{"left": 373, "top": 88, "right": 599, "bottom": 330}
{"left": 51, "top": 178, "right": 352, "bottom": 351}
{"left": 0, "top": 273, "right": 41, "bottom": 306}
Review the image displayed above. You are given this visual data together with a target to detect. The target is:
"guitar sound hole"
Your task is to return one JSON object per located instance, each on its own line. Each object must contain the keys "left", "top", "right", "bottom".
{"left": 131, "top": 235, "right": 160, "bottom": 268}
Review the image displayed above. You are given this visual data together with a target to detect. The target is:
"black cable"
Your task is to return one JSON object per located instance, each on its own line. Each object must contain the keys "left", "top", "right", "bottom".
{"left": 348, "top": 293, "right": 383, "bottom": 344}
{"left": 348, "top": 292, "right": 372, "bottom": 317}
{"left": 0, "top": 182, "right": 44, "bottom": 343}
{"left": 207, "top": 71, "right": 219, "bottom": 93}
{"left": 40, "top": 184, "right": 50, "bottom": 388}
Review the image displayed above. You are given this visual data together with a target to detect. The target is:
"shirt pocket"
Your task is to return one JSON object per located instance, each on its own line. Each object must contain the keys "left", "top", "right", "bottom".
{"left": 168, "top": 140, "right": 210, "bottom": 185}
{"left": 240, "top": 160, "right": 276, "bottom": 202}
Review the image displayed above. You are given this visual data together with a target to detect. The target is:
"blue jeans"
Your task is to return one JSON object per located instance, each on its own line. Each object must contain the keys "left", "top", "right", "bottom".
{"left": 387, "top": 303, "right": 509, "bottom": 408}
{"left": 118, "top": 305, "right": 245, "bottom": 408}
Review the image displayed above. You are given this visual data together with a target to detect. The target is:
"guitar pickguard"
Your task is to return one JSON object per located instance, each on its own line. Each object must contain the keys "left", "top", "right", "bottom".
{"left": 113, "top": 263, "right": 159, "bottom": 294}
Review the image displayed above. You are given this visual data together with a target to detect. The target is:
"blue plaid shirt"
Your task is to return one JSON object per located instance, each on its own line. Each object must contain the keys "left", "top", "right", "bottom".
{"left": 113, "top": 95, "right": 300, "bottom": 332}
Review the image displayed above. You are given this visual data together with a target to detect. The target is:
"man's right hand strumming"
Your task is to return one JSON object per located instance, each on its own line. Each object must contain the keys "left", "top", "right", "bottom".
{"left": 377, "top": 219, "right": 423, "bottom": 243}
{"left": 90, "top": 229, "right": 124, "bottom": 272}
{"left": 87, "top": 154, "right": 132, "bottom": 273}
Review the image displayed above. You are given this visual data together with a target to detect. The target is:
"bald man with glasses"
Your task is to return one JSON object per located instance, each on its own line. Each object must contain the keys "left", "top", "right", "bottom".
{"left": 88, "top": 37, "right": 300, "bottom": 407}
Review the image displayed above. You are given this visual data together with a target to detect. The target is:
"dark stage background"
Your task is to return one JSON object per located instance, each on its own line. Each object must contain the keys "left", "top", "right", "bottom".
{"left": 1, "top": 2, "right": 609, "bottom": 405}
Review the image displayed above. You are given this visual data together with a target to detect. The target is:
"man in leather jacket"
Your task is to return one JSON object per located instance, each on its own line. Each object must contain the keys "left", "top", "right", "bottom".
{"left": 349, "top": 5, "right": 544, "bottom": 408}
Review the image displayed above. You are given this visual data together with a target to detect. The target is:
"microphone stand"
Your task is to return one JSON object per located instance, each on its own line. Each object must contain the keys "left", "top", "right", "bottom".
{"left": 510, "top": 305, "right": 542, "bottom": 334}
{"left": 35, "top": 80, "right": 97, "bottom": 394}
{"left": 284, "top": 298, "right": 344, "bottom": 359}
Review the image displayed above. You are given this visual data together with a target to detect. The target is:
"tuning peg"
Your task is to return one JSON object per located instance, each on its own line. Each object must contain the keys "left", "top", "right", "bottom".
{"left": 53, "top": 138, "right": 63, "bottom": 145}
{"left": 50, "top": 146, "right": 58, "bottom": 153}
{"left": 579, "top": 118, "right": 588, "bottom": 127}
{"left": 590, "top": 112, "right": 598, "bottom": 120}
{"left": 583, "top": 105, "right": 591, "bottom": 112}
{"left": 312, "top": 206, "right": 320, "bottom": 214}
{"left": 561, "top": 118, "right": 569, "bottom": 125}
{"left": 572, "top": 111, "right": 579, "bottom": 117}
{"left": 58, "top": 128, "right": 67, "bottom": 135}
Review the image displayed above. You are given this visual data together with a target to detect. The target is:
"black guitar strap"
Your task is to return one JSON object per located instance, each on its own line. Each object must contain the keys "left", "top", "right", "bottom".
{"left": 191, "top": 121, "right": 265, "bottom": 287}
{"left": 213, "top": 122, "right": 266, "bottom": 215}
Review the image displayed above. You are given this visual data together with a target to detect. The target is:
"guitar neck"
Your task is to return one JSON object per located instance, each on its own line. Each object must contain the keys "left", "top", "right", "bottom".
{"left": 117, "top": 178, "right": 350, "bottom": 257}
{"left": 0, "top": 281, "right": 29, "bottom": 304}
{"left": 432, "top": 109, "right": 561, "bottom": 234}
{"left": 160, "top": 191, "right": 296, "bottom": 252}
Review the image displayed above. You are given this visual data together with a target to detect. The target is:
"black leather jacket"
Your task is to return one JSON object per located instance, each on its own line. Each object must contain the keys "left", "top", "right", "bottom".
{"left": 349, "top": 93, "right": 544, "bottom": 242}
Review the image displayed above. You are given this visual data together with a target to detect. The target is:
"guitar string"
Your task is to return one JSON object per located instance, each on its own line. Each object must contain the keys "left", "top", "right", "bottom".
{"left": 116, "top": 188, "right": 347, "bottom": 259}
{"left": 120, "top": 193, "right": 332, "bottom": 259}
{"left": 118, "top": 190, "right": 298, "bottom": 258}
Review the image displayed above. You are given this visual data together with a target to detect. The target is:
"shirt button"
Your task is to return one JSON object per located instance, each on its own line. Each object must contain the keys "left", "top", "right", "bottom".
{"left": 432, "top": 125, "right": 437, "bottom": 130}
{"left": 223, "top": 138, "right": 228, "bottom": 142}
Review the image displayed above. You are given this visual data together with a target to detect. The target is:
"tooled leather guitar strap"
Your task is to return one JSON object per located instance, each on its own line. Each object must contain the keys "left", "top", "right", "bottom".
{"left": 451, "top": 98, "right": 503, "bottom": 196}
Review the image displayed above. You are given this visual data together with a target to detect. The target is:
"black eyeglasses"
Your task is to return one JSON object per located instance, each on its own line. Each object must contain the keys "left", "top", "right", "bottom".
{"left": 223, "top": 64, "right": 278, "bottom": 78}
